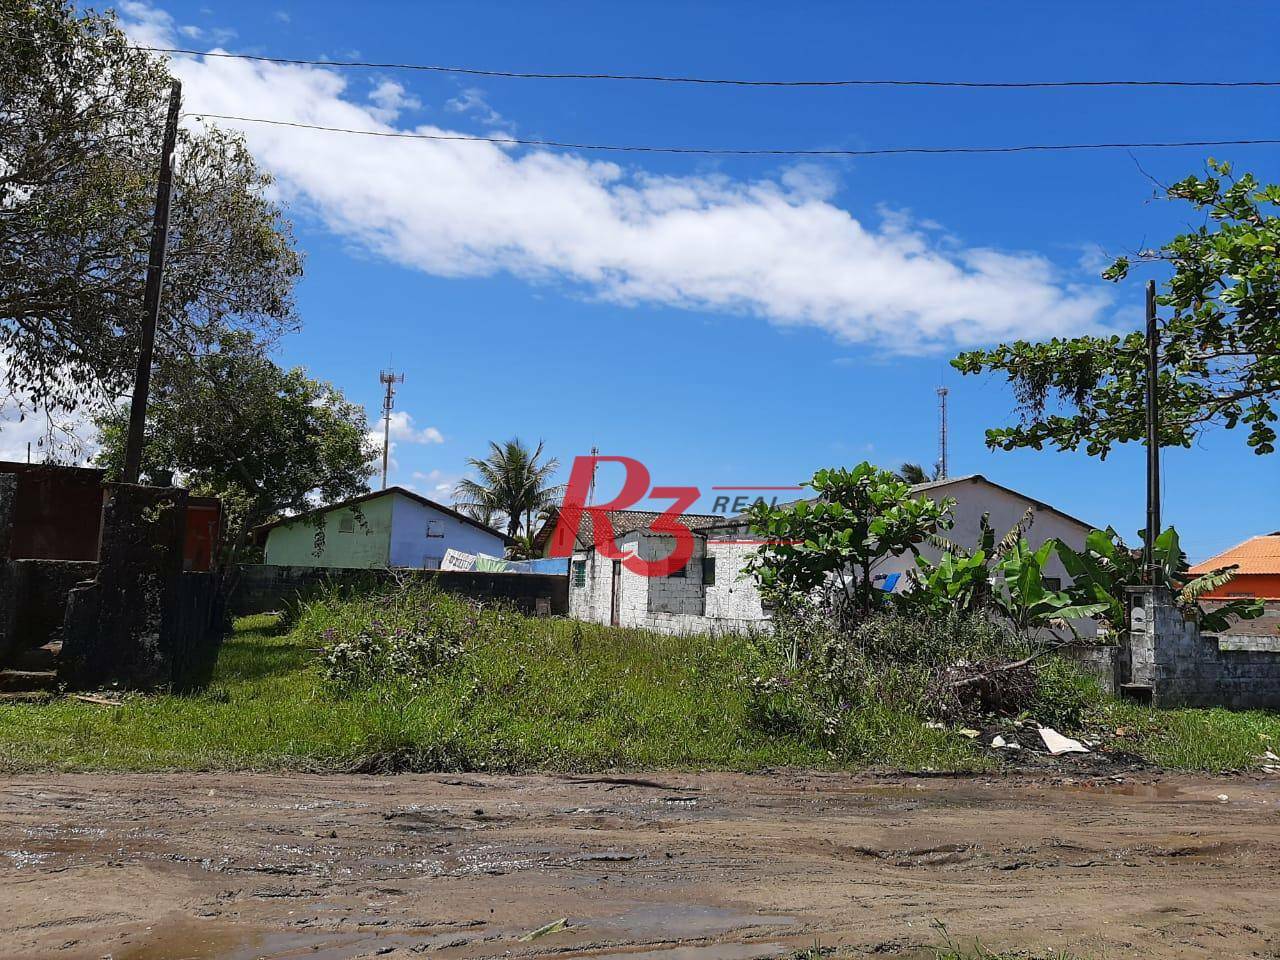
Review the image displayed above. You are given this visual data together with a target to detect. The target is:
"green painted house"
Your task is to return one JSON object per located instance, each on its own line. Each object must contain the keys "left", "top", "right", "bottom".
{"left": 257, "top": 487, "right": 511, "bottom": 569}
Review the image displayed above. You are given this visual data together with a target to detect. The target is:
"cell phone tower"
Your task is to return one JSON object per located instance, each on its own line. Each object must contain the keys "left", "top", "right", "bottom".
{"left": 379, "top": 368, "right": 404, "bottom": 489}
{"left": 936, "top": 386, "right": 949, "bottom": 480}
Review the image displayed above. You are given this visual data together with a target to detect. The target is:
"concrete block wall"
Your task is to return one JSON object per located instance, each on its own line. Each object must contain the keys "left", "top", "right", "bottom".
{"left": 568, "top": 531, "right": 774, "bottom": 636}
{"left": 230, "top": 565, "right": 568, "bottom": 618}
{"left": 1128, "top": 585, "right": 1280, "bottom": 709}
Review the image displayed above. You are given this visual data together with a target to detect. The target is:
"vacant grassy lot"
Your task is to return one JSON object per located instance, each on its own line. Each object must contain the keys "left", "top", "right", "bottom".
{"left": 0, "top": 610, "right": 979, "bottom": 772}
{"left": 0, "top": 599, "right": 1276, "bottom": 774}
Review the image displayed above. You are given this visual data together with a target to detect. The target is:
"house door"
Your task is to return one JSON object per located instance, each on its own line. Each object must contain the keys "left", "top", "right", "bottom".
{"left": 610, "top": 560, "right": 622, "bottom": 627}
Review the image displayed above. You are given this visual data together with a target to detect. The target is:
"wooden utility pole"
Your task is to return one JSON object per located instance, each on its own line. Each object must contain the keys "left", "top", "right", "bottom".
{"left": 122, "top": 80, "right": 183, "bottom": 485}
{"left": 1144, "top": 279, "right": 1162, "bottom": 583}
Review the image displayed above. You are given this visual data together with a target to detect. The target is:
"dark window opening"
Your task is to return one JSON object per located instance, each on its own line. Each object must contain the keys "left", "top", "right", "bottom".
{"left": 338, "top": 516, "right": 355, "bottom": 534}
{"left": 703, "top": 556, "right": 717, "bottom": 586}
{"left": 572, "top": 559, "right": 587, "bottom": 588}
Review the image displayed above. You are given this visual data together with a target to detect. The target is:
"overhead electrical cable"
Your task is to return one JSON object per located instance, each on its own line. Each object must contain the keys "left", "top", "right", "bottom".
{"left": 184, "top": 114, "right": 1280, "bottom": 158}
{"left": 128, "top": 44, "right": 1280, "bottom": 89}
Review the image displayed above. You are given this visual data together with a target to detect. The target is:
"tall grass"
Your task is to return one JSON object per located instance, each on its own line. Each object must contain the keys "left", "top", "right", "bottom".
{"left": 0, "top": 590, "right": 981, "bottom": 772}
{"left": 0, "top": 587, "right": 1276, "bottom": 774}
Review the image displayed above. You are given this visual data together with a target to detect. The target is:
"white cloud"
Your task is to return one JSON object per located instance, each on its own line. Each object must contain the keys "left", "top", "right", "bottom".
{"left": 411, "top": 468, "right": 456, "bottom": 499}
{"left": 274, "top": 10, "right": 291, "bottom": 23}
{"left": 178, "top": 24, "right": 203, "bottom": 39}
{"left": 444, "top": 87, "right": 505, "bottom": 127}
{"left": 366, "top": 80, "right": 421, "bottom": 124}
{"left": 126, "top": 4, "right": 1115, "bottom": 352}
{"left": 0, "top": 354, "right": 100, "bottom": 464}
{"left": 386, "top": 411, "right": 443, "bottom": 445}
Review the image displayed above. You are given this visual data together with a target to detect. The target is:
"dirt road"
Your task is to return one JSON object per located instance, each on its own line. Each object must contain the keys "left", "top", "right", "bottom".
{"left": 2, "top": 770, "right": 1278, "bottom": 959}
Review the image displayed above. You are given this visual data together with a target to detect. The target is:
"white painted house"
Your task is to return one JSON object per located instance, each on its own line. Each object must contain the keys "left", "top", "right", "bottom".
{"left": 555, "top": 475, "right": 1096, "bottom": 636}
{"left": 257, "top": 486, "right": 513, "bottom": 569}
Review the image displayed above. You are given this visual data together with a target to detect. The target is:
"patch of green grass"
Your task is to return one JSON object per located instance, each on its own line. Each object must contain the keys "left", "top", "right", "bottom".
{"left": 1104, "top": 701, "right": 1280, "bottom": 771}
{"left": 1, "top": 595, "right": 1277, "bottom": 775}
{"left": 0, "top": 608, "right": 984, "bottom": 773}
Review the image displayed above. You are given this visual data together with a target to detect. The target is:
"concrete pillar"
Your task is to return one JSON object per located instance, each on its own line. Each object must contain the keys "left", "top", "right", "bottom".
{"left": 59, "top": 483, "right": 189, "bottom": 688}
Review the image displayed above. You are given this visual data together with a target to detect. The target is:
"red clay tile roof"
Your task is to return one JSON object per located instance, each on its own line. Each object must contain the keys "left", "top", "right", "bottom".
{"left": 1189, "top": 535, "right": 1280, "bottom": 576}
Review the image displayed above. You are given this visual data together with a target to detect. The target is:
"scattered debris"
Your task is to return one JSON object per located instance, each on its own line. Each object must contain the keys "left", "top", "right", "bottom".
{"left": 517, "top": 918, "right": 568, "bottom": 942}
{"left": 958, "top": 728, "right": 980, "bottom": 739}
{"left": 71, "top": 693, "right": 123, "bottom": 706}
{"left": 1039, "top": 727, "right": 1090, "bottom": 755}
{"left": 991, "top": 735, "right": 1007, "bottom": 748}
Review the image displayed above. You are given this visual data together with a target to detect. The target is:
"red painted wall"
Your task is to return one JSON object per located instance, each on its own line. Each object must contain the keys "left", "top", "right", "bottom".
{"left": 1200, "top": 574, "right": 1280, "bottom": 601}
{"left": 0, "top": 463, "right": 105, "bottom": 561}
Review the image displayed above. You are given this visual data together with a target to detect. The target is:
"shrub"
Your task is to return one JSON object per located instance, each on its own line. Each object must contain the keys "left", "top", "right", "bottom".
{"left": 297, "top": 583, "right": 484, "bottom": 688}
{"left": 1030, "top": 657, "right": 1103, "bottom": 729}
{"left": 747, "top": 608, "right": 1103, "bottom": 740}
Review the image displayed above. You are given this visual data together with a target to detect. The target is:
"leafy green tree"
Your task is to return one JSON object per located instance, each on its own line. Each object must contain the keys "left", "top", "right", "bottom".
{"left": 452, "top": 438, "right": 564, "bottom": 538}
{"left": 94, "top": 333, "right": 376, "bottom": 563}
{"left": 953, "top": 161, "right": 1280, "bottom": 457}
{"left": 1056, "top": 526, "right": 1264, "bottom": 634}
{"left": 745, "top": 462, "right": 953, "bottom": 619}
{"left": 1, "top": 0, "right": 300, "bottom": 428}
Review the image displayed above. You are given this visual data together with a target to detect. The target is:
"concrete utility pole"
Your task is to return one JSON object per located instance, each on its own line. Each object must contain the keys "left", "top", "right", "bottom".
{"left": 936, "top": 386, "right": 949, "bottom": 480}
{"left": 1144, "top": 279, "right": 1162, "bottom": 583}
{"left": 123, "top": 80, "right": 182, "bottom": 485}
{"left": 379, "top": 368, "right": 404, "bottom": 490}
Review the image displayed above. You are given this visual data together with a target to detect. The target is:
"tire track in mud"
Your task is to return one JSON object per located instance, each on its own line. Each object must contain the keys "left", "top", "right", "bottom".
{"left": 1, "top": 771, "right": 1278, "bottom": 959}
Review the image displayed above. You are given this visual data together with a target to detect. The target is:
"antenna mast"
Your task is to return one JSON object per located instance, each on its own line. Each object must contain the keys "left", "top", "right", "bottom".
{"left": 936, "top": 386, "right": 949, "bottom": 480}
{"left": 379, "top": 368, "right": 404, "bottom": 490}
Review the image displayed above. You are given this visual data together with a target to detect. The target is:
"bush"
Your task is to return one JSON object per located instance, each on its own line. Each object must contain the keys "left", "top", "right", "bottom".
{"left": 746, "top": 608, "right": 1103, "bottom": 742}
{"left": 1030, "top": 657, "right": 1103, "bottom": 729}
{"left": 296, "top": 583, "right": 486, "bottom": 688}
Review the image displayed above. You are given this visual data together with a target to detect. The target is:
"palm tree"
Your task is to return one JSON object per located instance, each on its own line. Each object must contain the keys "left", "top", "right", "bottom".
{"left": 898, "top": 461, "right": 941, "bottom": 485}
{"left": 453, "top": 438, "right": 565, "bottom": 539}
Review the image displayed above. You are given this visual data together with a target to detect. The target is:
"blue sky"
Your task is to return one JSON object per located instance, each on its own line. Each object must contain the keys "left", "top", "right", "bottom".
{"left": 119, "top": 0, "right": 1278, "bottom": 561}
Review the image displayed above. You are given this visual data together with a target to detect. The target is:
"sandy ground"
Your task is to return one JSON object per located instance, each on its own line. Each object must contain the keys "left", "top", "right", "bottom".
{"left": 2, "top": 770, "right": 1279, "bottom": 959}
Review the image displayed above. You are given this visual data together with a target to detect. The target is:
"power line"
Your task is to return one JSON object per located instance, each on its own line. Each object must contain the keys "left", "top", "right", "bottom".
{"left": 128, "top": 44, "right": 1280, "bottom": 89}
{"left": 184, "top": 114, "right": 1280, "bottom": 158}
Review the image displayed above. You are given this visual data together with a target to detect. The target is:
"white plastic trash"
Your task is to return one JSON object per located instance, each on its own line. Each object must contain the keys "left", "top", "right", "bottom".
{"left": 1038, "top": 727, "right": 1090, "bottom": 755}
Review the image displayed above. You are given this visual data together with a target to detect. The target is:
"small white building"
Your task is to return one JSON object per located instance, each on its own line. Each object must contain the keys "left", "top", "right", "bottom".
{"left": 557, "top": 476, "right": 1096, "bottom": 636}
{"left": 257, "top": 486, "right": 513, "bottom": 569}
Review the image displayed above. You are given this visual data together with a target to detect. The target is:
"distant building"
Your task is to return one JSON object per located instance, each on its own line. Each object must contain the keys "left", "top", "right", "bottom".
{"left": 550, "top": 475, "right": 1095, "bottom": 636}
{"left": 256, "top": 486, "right": 512, "bottom": 569}
{"left": 1190, "top": 533, "right": 1280, "bottom": 600}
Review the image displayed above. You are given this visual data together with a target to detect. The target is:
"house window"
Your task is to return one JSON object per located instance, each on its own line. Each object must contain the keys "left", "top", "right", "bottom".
{"left": 426, "top": 519, "right": 444, "bottom": 539}
{"left": 667, "top": 562, "right": 687, "bottom": 578}
{"left": 338, "top": 516, "right": 355, "bottom": 534}
{"left": 1044, "top": 576, "right": 1062, "bottom": 591}
{"left": 702, "top": 557, "right": 717, "bottom": 586}
{"left": 572, "top": 559, "right": 587, "bottom": 588}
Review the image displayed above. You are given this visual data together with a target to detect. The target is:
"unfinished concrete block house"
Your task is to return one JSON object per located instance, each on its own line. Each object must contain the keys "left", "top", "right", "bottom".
{"left": 543, "top": 475, "right": 1096, "bottom": 636}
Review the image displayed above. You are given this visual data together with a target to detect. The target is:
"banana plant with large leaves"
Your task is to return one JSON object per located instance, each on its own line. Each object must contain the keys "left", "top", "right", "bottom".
{"left": 913, "top": 508, "right": 1034, "bottom": 615}
{"left": 990, "top": 539, "right": 1109, "bottom": 636}
{"left": 1054, "top": 526, "right": 1264, "bottom": 634}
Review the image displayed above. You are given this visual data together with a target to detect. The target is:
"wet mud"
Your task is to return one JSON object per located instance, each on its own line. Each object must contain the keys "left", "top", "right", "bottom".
{"left": 1, "top": 770, "right": 1278, "bottom": 958}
